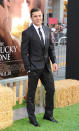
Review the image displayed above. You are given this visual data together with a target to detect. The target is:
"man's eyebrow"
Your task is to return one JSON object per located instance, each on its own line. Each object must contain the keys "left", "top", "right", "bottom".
{"left": 33, "top": 15, "right": 41, "bottom": 17}
{"left": 33, "top": 15, "right": 37, "bottom": 17}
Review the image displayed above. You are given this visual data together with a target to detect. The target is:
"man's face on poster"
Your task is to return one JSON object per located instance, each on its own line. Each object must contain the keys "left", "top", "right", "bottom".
{"left": 27, "top": 0, "right": 45, "bottom": 12}
{"left": 3, "top": 0, "right": 45, "bottom": 20}
{"left": 11, "top": 0, "right": 25, "bottom": 18}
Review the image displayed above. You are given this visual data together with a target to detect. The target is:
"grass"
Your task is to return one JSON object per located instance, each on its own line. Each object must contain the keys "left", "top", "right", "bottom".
{"left": 1, "top": 103, "right": 79, "bottom": 131}
{"left": 13, "top": 99, "right": 26, "bottom": 110}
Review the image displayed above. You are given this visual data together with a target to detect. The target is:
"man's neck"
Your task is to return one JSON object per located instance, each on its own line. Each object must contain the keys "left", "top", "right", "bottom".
{"left": 33, "top": 24, "right": 42, "bottom": 28}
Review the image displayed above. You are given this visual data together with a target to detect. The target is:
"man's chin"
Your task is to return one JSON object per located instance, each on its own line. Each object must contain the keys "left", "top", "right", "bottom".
{"left": 36, "top": 23, "right": 42, "bottom": 26}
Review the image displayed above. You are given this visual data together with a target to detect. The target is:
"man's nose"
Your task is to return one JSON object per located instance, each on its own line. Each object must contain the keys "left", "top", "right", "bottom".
{"left": 37, "top": 16, "right": 40, "bottom": 19}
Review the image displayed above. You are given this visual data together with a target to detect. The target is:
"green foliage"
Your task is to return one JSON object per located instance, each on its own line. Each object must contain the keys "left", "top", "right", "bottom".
{"left": 13, "top": 99, "right": 26, "bottom": 110}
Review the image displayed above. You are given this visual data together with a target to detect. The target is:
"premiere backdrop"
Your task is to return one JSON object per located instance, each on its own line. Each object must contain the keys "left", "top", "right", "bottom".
{"left": 66, "top": 0, "right": 79, "bottom": 80}
{"left": 0, "top": 0, "right": 45, "bottom": 79}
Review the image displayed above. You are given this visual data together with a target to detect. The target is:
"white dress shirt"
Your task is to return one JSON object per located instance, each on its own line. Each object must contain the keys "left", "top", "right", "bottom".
{"left": 33, "top": 24, "right": 45, "bottom": 45}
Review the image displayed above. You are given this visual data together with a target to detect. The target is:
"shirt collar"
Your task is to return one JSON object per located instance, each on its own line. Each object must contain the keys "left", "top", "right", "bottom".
{"left": 33, "top": 24, "right": 42, "bottom": 30}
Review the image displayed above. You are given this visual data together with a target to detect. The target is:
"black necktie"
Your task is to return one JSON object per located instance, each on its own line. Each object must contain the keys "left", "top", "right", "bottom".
{"left": 38, "top": 28, "right": 44, "bottom": 46}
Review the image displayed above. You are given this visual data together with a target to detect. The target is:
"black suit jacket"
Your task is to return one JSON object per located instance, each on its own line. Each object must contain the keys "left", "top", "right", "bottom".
{"left": 21, "top": 24, "right": 56, "bottom": 72}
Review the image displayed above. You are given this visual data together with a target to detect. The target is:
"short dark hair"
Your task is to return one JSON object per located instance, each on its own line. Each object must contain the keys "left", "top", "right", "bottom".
{"left": 30, "top": 8, "right": 41, "bottom": 17}
{"left": 0, "top": 0, "right": 3, "bottom": 5}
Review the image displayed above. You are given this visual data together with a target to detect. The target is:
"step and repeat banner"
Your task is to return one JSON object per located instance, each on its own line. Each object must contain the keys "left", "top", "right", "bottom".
{"left": 0, "top": 0, "right": 45, "bottom": 80}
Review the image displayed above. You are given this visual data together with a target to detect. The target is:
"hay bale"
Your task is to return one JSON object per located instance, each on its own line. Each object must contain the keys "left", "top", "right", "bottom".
{"left": 70, "top": 81, "right": 79, "bottom": 104}
{"left": 54, "top": 79, "right": 79, "bottom": 108}
{"left": 35, "top": 86, "right": 41, "bottom": 105}
{"left": 27, "top": 79, "right": 79, "bottom": 108}
{"left": 35, "top": 80, "right": 45, "bottom": 106}
{"left": 0, "top": 86, "right": 14, "bottom": 130}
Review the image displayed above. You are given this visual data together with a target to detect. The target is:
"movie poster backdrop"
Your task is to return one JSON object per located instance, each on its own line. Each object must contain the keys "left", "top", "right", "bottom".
{"left": 0, "top": 0, "right": 45, "bottom": 79}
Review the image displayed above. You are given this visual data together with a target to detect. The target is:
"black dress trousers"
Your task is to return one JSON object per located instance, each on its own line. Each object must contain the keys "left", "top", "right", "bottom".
{"left": 27, "top": 67, "right": 55, "bottom": 118}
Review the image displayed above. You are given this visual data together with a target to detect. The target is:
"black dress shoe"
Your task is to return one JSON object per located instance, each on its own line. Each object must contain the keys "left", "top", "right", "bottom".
{"left": 30, "top": 120, "right": 40, "bottom": 126}
{"left": 43, "top": 116, "right": 58, "bottom": 123}
{"left": 29, "top": 115, "right": 40, "bottom": 127}
{"left": 29, "top": 116, "right": 40, "bottom": 127}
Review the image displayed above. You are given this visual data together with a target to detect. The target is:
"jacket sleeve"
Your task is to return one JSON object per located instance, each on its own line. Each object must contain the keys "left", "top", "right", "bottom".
{"left": 21, "top": 30, "right": 30, "bottom": 72}
{"left": 48, "top": 28, "right": 56, "bottom": 64}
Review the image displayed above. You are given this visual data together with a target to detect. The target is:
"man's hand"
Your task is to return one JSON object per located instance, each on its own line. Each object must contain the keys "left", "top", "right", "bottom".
{"left": 53, "top": 63, "right": 58, "bottom": 72}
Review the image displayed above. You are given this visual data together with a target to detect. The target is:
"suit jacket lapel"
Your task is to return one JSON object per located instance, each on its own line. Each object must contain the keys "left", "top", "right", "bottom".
{"left": 42, "top": 25, "right": 48, "bottom": 49}
{"left": 31, "top": 24, "right": 45, "bottom": 49}
{"left": 31, "top": 24, "right": 40, "bottom": 40}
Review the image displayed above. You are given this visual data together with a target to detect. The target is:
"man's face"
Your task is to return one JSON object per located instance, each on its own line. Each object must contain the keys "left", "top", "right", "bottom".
{"left": 31, "top": 10, "right": 43, "bottom": 26}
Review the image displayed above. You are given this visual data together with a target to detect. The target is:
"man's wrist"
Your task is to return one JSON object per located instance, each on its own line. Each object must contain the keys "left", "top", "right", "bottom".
{"left": 53, "top": 63, "right": 57, "bottom": 65}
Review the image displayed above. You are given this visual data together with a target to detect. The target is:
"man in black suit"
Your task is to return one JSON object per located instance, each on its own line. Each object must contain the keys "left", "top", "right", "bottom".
{"left": 21, "top": 8, "right": 58, "bottom": 127}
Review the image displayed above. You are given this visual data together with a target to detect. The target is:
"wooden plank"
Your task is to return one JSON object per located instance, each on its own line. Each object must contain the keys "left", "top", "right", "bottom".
{"left": 19, "top": 80, "right": 23, "bottom": 104}
{"left": 13, "top": 82, "right": 16, "bottom": 106}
